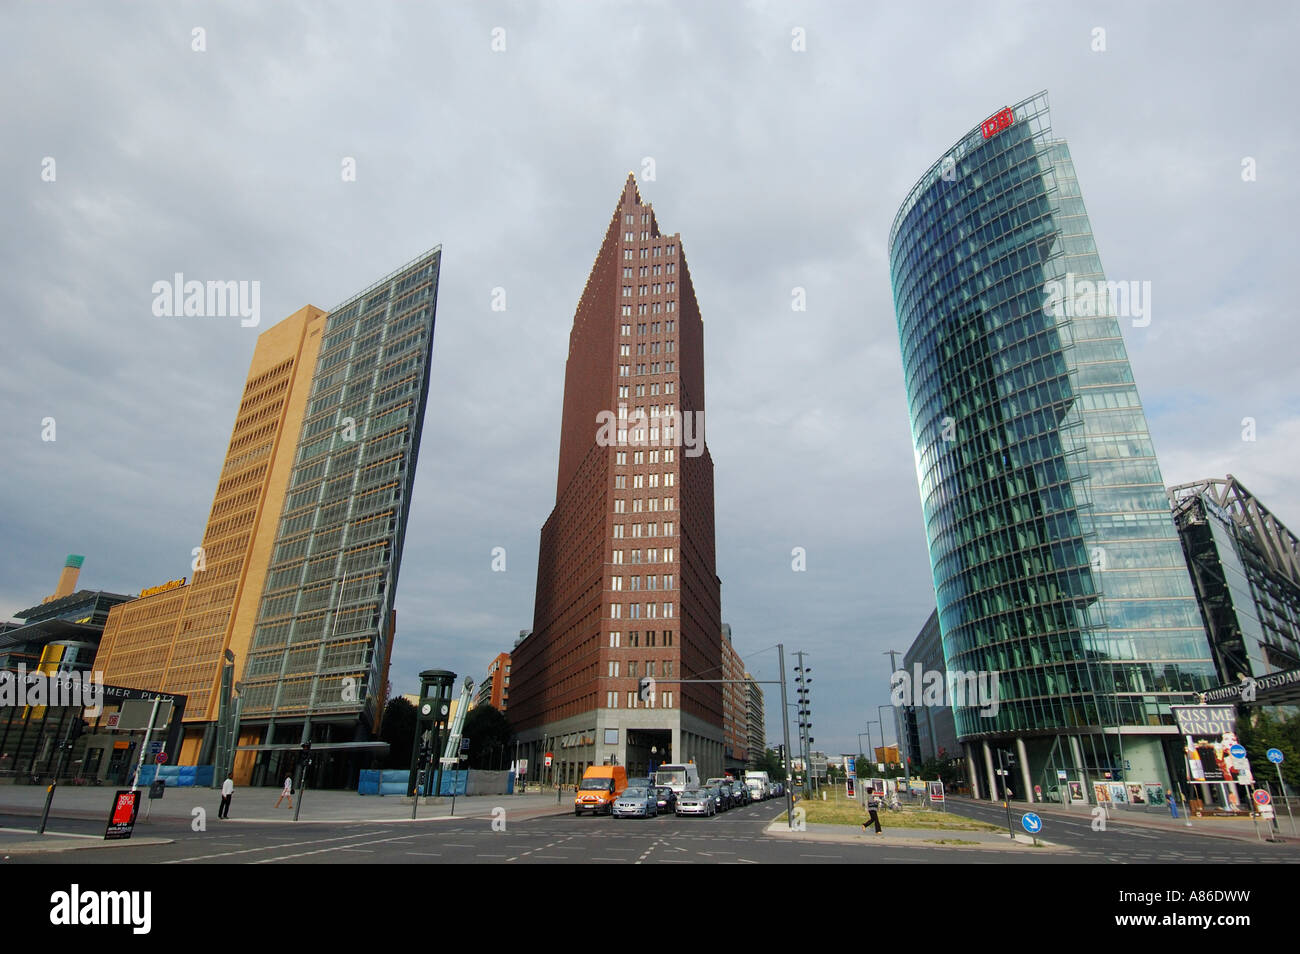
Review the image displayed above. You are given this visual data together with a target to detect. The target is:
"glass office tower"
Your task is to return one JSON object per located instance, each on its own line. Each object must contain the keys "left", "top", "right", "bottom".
{"left": 888, "top": 92, "right": 1216, "bottom": 801}
{"left": 240, "top": 248, "right": 442, "bottom": 783}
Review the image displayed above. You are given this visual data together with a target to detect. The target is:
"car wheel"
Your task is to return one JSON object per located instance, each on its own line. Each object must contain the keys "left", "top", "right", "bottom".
{"left": 575, "top": 808, "right": 582, "bottom": 816}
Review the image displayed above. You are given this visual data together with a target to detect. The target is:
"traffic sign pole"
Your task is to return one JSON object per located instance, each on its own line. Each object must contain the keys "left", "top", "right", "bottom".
{"left": 1021, "top": 811, "right": 1042, "bottom": 846}
{"left": 1266, "top": 748, "right": 1294, "bottom": 836}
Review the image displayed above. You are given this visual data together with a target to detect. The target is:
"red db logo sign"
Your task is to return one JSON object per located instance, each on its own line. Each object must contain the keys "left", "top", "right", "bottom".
{"left": 982, "top": 107, "right": 1015, "bottom": 139}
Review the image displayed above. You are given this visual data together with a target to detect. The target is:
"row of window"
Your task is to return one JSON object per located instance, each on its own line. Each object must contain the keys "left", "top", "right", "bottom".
{"left": 614, "top": 449, "right": 675, "bottom": 464}
{"left": 609, "top": 602, "right": 675, "bottom": 619}
{"left": 622, "top": 320, "right": 675, "bottom": 336}
{"left": 618, "top": 383, "right": 675, "bottom": 400}
{"left": 622, "top": 263, "right": 676, "bottom": 277}
{"left": 619, "top": 361, "right": 676, "bottom": 376}
{"left": 610, "top": 574, "right": 674, "bottom": 591}
{"left": 608, "top": 630, "right": 672, "bottom": 647}
{"left": 614, "top": 472, "right": 674, "bottom": 488}
{"left": 621, "top": 302, "right": 676, "bottom": 316}
{"left": 619, "top": 341, "right": 675, "bottom": 355}
{"left": 621, "top": 282, "right": 677, "bottom": 296}
{"left": 607, "top": 660, "right": 674, "bottom": 677}
{"left": 612, "top": 496, "right": 674, "bottom": 511}
{"left": 612, "top": 522, "right": 675, "bottom": 539}
{"left": 622, "top": 240, "right": 677, "bottom": 257}
{"left": 612, "top": 546, "right": 674, "bottom": 564}
{"left": 606, "top": 690, "right": 673, "bottom": 708}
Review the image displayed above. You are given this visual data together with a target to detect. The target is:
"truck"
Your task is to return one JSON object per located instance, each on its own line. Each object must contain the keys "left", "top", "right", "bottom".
{"left": 744, "top": 770, "right": 771, "bottom": 800}
{"left": 653, "top": 763, "right": 700, "bottom": 795}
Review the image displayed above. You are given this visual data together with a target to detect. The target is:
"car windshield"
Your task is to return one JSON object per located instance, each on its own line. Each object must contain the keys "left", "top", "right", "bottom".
{"left": 580, "top": 779, "right": 613, "bottom": 791}
{"left": 683, "top": 789, "right": 705, "bottom": 797}
{"left": 656, "top": 770, "right": 686, "bottom": 787}
{"left": 622, "top": 788, "right": 647, "bottom": 797}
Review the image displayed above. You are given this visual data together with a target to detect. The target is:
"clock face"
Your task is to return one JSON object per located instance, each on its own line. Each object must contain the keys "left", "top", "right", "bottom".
{"left": 440, "top": 705, "right": 449, "bottom": 716}
{"left": 421, "top": 704, "right": 432, "bottom": 716}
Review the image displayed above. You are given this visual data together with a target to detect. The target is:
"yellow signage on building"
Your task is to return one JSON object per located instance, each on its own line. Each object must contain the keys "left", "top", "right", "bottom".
{"left": 140, "top": 578, "right": 186, "bottom": 599}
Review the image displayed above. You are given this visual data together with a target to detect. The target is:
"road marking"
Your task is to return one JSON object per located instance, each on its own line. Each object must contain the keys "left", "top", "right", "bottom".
{"left": 800, "top": 853, "right": 842, "bottom": 858}
{"left": 165, "top": 830, "right": 395, "bottom": 863}
{"left": 407, "top": 851, "right": 441, "bottom": 856}
{"left": 444, "top": 843, "right": 474, "bottom": 848}
{"left": 477, "top": 853, "right": 507, "bottom": 858}
{"left": 255, "top": 833, "right": 417, "bottom": 863}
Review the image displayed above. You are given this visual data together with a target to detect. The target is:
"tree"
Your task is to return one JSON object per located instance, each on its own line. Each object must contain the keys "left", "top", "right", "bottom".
{"left": 1237, "top": 709, "right": 1300, "bottom": 792}
{"left": 462, "top": 704, "right": 513, "bottom": 770}
{"left": 380, "top": 696, "right": 417, "bottom": 769}
{"left": 752, "top": 747, "right": 787, "bottom": 782}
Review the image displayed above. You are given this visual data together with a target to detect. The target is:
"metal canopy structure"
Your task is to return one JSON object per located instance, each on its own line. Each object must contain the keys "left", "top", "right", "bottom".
{"left": 1169, "top": 475, "right": 1300, "bottom": 590}
{"left": 234, "top": 741, "right": 390, "bottom": 754}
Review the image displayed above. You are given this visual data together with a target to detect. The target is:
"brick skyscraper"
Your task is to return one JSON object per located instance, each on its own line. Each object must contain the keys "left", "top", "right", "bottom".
{"left": 512, "top": 176, "right": 724, "bottom": 783}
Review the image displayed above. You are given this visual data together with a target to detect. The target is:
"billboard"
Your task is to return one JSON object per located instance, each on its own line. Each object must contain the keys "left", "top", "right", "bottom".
{"left": 1170, "top": 705, "right": 1237, "bottom": 738}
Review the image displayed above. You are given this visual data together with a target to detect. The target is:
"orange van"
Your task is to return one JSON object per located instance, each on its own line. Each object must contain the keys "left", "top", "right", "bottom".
{"left": 575, "top": 765, "right": 628, "bottom": 815}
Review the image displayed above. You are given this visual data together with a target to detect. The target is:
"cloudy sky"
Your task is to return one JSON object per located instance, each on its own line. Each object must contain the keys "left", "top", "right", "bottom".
{"left": 3, "top": 1, "right": 1297, "bottom": 758}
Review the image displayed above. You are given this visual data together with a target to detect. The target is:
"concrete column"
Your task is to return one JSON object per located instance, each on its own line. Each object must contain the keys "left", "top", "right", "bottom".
{"left": 1016, "top": 737, "right": 1032, "bottom": 803}
{"left": 965, "top": 743, "right": 982, "bottom": 800}
{"left": 982, "top": 740, "right": 997, "bottom": 802}
{"left": 1069, "top": 735, "right": 1088, "bottom": 802}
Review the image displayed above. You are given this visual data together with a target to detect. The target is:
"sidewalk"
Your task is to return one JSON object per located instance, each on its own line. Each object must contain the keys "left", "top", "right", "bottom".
{"left": 764, "top": 818, "right": 1067, "bottom": 851}
{"left": 950, "top": 796, "right": 1300, "bottom": 845}
{"left": 0, "top": 783, "right": 574, "bottom": 828}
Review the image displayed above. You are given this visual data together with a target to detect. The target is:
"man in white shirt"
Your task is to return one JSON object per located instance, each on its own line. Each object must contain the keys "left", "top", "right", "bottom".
{"left": 219, "top": 773, "right": 235, "bottom": 819}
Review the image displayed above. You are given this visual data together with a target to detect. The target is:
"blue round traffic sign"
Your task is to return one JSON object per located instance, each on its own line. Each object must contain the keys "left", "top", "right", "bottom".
{"left": 1021, "top": 812, "right": 1042, "bottom": 834}
{"left": 1229, "top": 744, "right": 1247, "bottom": 759}
{"left": 1267, "top": 747, "right": 1284, "bottom": 764}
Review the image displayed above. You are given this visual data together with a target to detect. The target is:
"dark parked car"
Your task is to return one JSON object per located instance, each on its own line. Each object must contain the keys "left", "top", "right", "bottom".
{"left": 654, "top": 786, "right": 676, "bottom": 813}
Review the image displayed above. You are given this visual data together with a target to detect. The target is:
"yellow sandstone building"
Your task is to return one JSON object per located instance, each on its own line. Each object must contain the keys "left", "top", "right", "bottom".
{"left": 95, "top": 306, "right": 327, "bottom": 772}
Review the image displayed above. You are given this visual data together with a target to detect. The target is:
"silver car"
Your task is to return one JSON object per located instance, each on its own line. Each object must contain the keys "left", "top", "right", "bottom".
{"left": 611, "top": 787, "right": 658, "bottom": 818}
{"left": 676, "top": 787, "right": 716, "bottom": 817}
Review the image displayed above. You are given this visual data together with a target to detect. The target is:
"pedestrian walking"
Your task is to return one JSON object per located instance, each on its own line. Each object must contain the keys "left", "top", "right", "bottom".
{"left": 863, "top": 794, "right": 883, "bottom": 834}
{"left": 275, "top": 773, "right": 294, "bottom": 809}
{"left": 218, "top": 772, "right": 235, "bottom": 819}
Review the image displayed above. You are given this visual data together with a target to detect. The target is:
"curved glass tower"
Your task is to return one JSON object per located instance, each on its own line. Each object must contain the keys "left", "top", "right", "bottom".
{"left": 888, "top": 91, "right": 1216, "bottom": 801}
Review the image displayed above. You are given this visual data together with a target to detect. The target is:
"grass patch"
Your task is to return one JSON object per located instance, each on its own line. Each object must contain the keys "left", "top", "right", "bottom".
{"left": 776, "top": 791, "right": 1000, "bottom": 831}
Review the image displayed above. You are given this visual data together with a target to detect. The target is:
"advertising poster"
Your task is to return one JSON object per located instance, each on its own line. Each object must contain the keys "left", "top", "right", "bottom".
{"left": 1126, "top": 783, "right": 1146, "bottom": 805}
{"left": 1145, "top": 784, "right": 1166, "bottom": 806}
{"left": 1093, "top": 782, "right": 1111, "bottom": 804}
{"left": 1068, "top": 781, "right": 1085, "bottom": 801}
{"left": 1195, "top": 743, "right": 1225, "bottom": 782}
{"left": 929, "top": 780, "right": 944, "bottom": 802}
{"left": 104, "top": 790, "right": 139, "bottom": 840}
{"left": 1186, "top": 747, "right": 1206, "bottom": 781}
{"left": 1108, "top": 782, "right": 1128, "bottom": 804}
{"left": 871, "top": 778, "right": 885, "bottom": 797}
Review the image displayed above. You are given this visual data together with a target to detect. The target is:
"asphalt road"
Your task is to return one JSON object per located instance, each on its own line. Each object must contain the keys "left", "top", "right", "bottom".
{"left": 947, "top": 797, "right": 1299, "bottom": 864}
{"left": 5, "top": 798, "right": 1297, "bottom": 864}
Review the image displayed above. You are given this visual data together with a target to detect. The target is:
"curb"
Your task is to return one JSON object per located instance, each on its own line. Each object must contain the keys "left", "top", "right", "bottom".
{"left": 762, "top": 821, "right": 1069, "bottom": 851}
{"left": 2, "top": 837, "right": 175, "bottom": 855}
